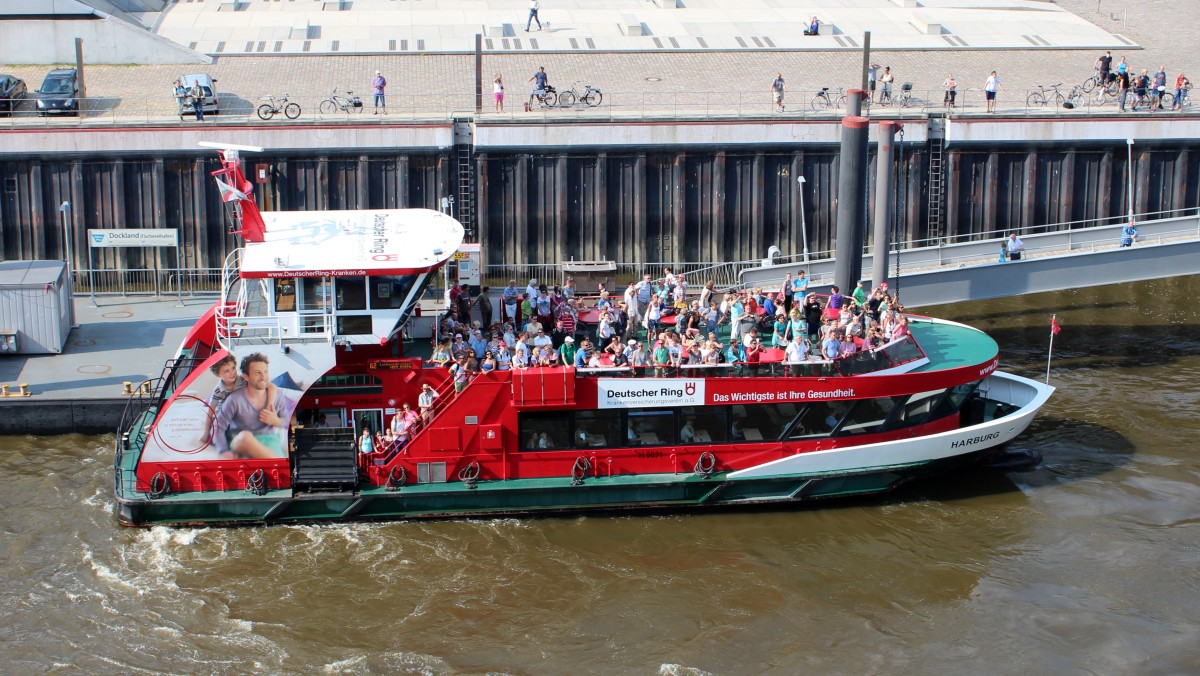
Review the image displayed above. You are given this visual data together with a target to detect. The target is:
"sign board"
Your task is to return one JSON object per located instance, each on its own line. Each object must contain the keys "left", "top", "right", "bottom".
{"left": 597, "top": 378, "right": 706, "bottom": 409}
{"left": 88, "top": 229, "right": 179, "bottom": 248}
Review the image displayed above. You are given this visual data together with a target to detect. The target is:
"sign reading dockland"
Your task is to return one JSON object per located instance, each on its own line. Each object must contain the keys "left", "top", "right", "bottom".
{"left": 88, "top": 229, "right": 179, "bottom": 248}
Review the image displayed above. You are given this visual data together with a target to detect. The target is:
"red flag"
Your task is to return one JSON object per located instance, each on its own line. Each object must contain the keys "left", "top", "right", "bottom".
{"left": 1051, "top": 316, "right": 1061, "bottom": 335}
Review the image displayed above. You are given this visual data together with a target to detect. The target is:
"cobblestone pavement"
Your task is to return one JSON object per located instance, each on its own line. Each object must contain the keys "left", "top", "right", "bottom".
{"left": 0, "top": 0, "right": 1196, "bottom": 123}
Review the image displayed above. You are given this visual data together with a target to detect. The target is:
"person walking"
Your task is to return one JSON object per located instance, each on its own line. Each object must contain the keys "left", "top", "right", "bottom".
{"left": 493, "top": 73, "right": 505, "bottom": 113}
{"left": 943, "top": 73, "right": 957, "bottom": 109}
{"left": 984, "top": 70, "right": 1000, "bottom": 113}
{"left": 188, "top": 80, "right": 205, "bottom": 121}
{"left": 372, "top": 70, "right": 387, "bottom": 114}
{"left": 525, "top": 0, "right": 541, "bottom": 32}
{"left": 771, "top": 72, "right": 785, "bottom": 112}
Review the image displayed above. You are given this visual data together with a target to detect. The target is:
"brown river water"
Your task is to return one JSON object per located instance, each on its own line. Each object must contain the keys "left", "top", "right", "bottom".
{"left": 2, "top": 276, "right": 1199, "bottom": 674}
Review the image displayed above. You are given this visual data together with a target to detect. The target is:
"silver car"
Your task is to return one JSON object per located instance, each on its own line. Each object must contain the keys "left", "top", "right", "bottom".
{"left": 177, "top": 74, "right": 219, "bottom": 115}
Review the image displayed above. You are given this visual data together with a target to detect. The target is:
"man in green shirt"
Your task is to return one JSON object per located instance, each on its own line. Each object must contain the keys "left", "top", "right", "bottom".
{"left": 852, "top": 281, "right": 869, "bottom": 307}
{"left": 559, "top": 336, "right": 577, "bottom": 367}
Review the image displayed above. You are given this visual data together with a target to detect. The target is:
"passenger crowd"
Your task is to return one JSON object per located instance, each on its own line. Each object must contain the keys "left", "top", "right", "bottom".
{"left": 430, "top": 269, "right": 912, "bottom": 379}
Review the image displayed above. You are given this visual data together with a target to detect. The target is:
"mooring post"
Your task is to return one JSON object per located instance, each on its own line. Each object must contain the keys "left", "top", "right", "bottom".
{"left": 834, "top": 115, "right": 869, "bottom": 292}
{"left": 872, "top": 121, "right": 901, "bottom": 292}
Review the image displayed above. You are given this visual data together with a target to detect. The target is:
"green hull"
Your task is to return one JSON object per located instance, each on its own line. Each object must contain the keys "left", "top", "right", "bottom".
{"left": 115, "top": 450, "right": 997, "bottom": 527}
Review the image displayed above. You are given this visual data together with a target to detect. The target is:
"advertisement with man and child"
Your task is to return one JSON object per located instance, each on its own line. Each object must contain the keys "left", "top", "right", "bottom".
{"left": 140, "top": 345, "right": 332, "bottom": 462}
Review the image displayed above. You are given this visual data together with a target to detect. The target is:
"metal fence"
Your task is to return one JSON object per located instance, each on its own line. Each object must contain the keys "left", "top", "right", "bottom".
{"left": 1, "top": 85, "right": 1192, "bottom": 127}
{"left": 72, "top": 267, "right": 223, "bottom": 297}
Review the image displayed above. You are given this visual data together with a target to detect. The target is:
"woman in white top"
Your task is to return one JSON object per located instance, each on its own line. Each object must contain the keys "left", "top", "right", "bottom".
{"left": 493, "top": 74, "right": 505, "bottom": 113}
{"left": 943, "top": 74, "right": 957, "bottom": 109}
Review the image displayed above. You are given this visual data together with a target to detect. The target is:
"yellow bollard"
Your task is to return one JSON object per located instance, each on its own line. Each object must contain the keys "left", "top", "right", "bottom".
{"left": 122, "top": 381, "right": 134, "bottom": 396}
{"left": 140, "top": 381, "right": 153, "bottom": 395}
{"left": 19, "top": 383, "right": 29, "bottom": 397}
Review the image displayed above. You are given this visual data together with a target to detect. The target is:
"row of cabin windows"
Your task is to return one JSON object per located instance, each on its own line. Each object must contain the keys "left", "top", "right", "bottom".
{"left": 272, "top": 275, "right": 419, "bottom": 314}
{"left": 519, "top": 382, "right": 979, "bottom": 451}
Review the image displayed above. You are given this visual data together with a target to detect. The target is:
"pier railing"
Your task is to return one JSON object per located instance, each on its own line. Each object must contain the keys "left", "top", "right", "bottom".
{"left": 1, "top": 88, "right": 1192, "bottom": 127}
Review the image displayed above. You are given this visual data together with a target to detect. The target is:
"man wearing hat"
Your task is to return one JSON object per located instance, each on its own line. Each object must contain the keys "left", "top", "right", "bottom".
{"left": 558, "top": 335, "right": 576, "bottom": 367}
{"left": 372, "top": 70, "right": 387, "bottom": 114}
{"left": 417, "top": 382, "right": 438, "bottom": 421}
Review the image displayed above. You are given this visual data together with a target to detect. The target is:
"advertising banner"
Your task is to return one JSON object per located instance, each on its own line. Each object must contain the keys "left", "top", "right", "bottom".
{"left": 597, "top": 378, "right": 705, "bottom": 409}
{"left": 139, "top": 345, "right": 333, "bottom": 462}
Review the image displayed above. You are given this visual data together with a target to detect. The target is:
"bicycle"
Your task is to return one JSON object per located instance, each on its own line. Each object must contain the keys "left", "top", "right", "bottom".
{"left": 318, "top": 88, "right": 364, "bottom": 115}
{"left": 1026, "top": 83, "right": 1084, "bottom": 108}
{"left": 1091, "top": 79, "right": 1120, "bottom": 106}
{"left": 528, "top": 84, "right": 558, "bottom": 110}
{"left": 1081, "top": 69, "right": 1113, "bottom": 93}
{"left": 555, "top": 81, "right": 603, "bottom": 107}
{"left": 810, "top": 87, "right": 846, "bottom": 110}
{"left": 256, "top": 94, "right": 301, "bottom": 120}
{"left": 896, "top": 82, "right": 914, "bottom": 108}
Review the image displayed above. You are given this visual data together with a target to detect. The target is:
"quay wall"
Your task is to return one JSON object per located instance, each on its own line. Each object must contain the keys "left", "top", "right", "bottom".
{"left": 2, "top": 117, "right": 1199, "bottom": 275}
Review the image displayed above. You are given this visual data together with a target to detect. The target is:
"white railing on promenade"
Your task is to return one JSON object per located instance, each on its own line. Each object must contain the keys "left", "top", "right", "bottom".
{"left": 0, "top": 85, "right": 1192, "bottom": 127}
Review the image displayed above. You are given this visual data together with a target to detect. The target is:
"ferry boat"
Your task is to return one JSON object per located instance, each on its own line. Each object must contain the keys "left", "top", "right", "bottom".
{"left": 113, "top": 147, "right": 1054, "bottom": 527}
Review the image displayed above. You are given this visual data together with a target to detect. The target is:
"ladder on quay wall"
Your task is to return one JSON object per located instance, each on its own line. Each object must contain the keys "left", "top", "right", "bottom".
{"left": 452, "top": 116, "right": 476, "bottom": 240}
{"left": 926, "top": 115, "right": 947, "bottom": 242}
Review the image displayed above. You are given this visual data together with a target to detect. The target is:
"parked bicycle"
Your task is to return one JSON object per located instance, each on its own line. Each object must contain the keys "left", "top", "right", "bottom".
{"left": 810, "top": 87, "right": 846, "bottom": 110}
{"left": 1027, "top": 83, "right": 1085, "bottom": 109}
{"left": 529, "top": 84, "right": 558, "bottom": 110}
{"left": 256, "top": 94, "right": 301, "bottom": 120}
{"left": 318, "top": 88, "right": 364, "bottom": 115}
{"left": 555, "top": 81, "right": 603, "bottom": 107}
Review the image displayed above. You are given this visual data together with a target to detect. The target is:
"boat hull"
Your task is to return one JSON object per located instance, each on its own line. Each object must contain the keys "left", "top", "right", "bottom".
{"left": 114, "top": 372, "right": 1051, "bottom": 527}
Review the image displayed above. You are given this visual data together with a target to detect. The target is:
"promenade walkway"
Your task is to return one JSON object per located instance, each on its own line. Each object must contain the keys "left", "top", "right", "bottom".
{"left": 0, "top": 0, "right": 1196, "bottom": 122}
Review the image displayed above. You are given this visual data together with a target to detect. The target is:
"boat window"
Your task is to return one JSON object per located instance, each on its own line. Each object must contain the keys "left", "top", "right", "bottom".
{"left": 787, "top": 401, "right": 843, "bottom": 439}
{"left": 274, "top": 278, "right": 297, "bottom": 312}
{"left": 574, "top": 410, "right": 621, "bottom": 449}
{"left": 930, "top": 382, "right": 979, "bottom": 419}
{"left": 299, "top": 277, "right": 330, "bottom": 311}
{"left": 335, "top": 276, "right": 367, "bottom": 311}
{"left": 369, "top": 275, "right": 419, "bottom": 310}
{"left": 730, "top": 403, "right": 793, "bottom": 442}
{"left": 337, "top": 315, "right": 372, "bottom": 335}
{"left": 520, "top": 412, "right": 571, "bottom": 451}
{"left": 835, "top": 397, "right": 902, "bottom": 436}
{"left": 680, "top": 405, "right": 726, "bottom": 444}
{"left": 628, "top": 410, "right": 675, "bottom": 445}
{"left": 878, "top": 336, "right": 925, "bottom": 366}
{"left": 884, "top": 389, "right": 944, "bottom": 430}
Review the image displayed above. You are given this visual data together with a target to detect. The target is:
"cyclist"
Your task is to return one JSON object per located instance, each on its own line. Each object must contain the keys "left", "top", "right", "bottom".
{"left": 528, "top": 66, "right": 549, "bottom": 105}
{"left": 1094, "top": 50, "right": 1113, "bottom": 86}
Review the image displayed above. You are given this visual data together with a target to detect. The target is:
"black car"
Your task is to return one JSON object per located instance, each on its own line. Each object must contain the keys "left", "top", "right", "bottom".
{"left": 36, "top": 68, "right": 80, "bottom": 116}
{"left": 0, "top": 74, "right": 27, "bottom": 115}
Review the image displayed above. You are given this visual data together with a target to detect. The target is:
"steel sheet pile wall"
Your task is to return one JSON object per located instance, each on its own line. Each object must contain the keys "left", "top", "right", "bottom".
{"left": 478, "top": 150, "right": 858, "bottom": 267}
{"left": 2, "top": 139, "right": 1198, "bottom": 277}
{"left": 0, "top": 153, "right": 451, "bottom": 281}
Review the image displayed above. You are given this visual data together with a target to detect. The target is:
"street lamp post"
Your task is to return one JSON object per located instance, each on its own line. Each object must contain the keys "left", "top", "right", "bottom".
{"left": 1126, "top": 138, "right": 1135, "bottom": 227}
{"left": 58, "top": 200, "right": 77, "bottom": 327}
{"left": 797, "top": 176, "right": 810, "bottom": 262}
